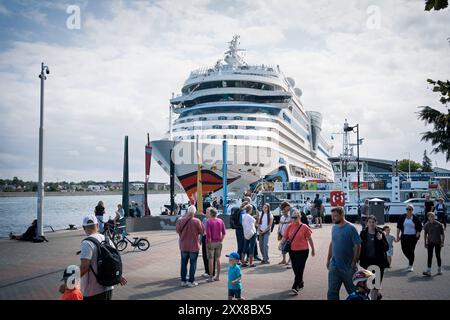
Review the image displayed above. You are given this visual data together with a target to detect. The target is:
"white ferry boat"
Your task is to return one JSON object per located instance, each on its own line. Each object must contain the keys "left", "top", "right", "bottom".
{"left": 151, "top": 35, "right": 334, "bottom": 199}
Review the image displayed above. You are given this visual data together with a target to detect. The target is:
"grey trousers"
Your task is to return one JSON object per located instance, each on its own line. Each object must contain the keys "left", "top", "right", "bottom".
{"left": 258, "top": 231, "right": 270, "bottom": 262}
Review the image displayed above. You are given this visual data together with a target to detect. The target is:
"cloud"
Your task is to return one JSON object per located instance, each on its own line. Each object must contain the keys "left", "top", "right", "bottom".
{"left": 0, "top": 0, "right": 449, "bottom": 183}
{"left": 0, "top": 3, "right": 11, "bottom": 15}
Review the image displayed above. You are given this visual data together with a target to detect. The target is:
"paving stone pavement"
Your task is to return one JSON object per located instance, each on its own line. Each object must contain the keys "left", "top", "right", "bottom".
{"left": 0, "top": 223, "right": 449, "bottom": 300}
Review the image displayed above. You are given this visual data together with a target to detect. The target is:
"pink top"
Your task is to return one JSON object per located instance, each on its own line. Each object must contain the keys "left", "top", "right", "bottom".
{"left": 206, "top": 218, "right": 226, "bottom": 243}
{"left": 176, "top": 216, "right": 204, "bottom": 252}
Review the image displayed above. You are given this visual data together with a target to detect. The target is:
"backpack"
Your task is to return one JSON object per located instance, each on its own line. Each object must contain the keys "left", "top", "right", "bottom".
{"left": 83, "top": 237, "right": 122, "bottom": 286}
{"left": 230, "top": 207, "right": 242, "bottom": 229}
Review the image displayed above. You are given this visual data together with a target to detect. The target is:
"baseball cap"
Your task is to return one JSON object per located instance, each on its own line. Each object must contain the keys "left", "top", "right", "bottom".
{"left": 226, "top": 252, "right": 240, "bottom": 260}
{"left": 61, "top": 265, "right": 77, "bottom": 281}
{"left": 82, "top": 214, "right": 98, "bottom": 227}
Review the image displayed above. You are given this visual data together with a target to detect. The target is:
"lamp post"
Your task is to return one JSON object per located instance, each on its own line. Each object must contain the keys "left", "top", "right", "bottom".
{"left": 344, "top": 123, "right": 361, "bottom": 218}
{"left": 37, "top": 63, "right": 50, "bottom": 240}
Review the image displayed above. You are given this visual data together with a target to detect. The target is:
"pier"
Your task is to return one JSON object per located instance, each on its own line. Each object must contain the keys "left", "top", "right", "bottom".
{"left": 0, "top": 224, "right": 449, "bottom": 300}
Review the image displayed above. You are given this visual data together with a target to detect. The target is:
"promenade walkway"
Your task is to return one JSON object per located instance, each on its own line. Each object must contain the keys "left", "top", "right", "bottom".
{"left": 0, "top": 223, "right": 448, "bottom": 300}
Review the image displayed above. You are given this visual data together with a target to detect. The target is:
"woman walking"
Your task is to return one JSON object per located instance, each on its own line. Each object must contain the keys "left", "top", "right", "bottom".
{"left": 94, "top": 201, "right": 105, "bottom": 233}
{"left": 205, "top": 207, "right": 226, "bottom": 282}
{"left": 359, "top": 215, "right": 389, "bottom": 300}
{"left": 241, "top": 205, "right": 257, "bottom": 268}
{"left": 423, "top": 212, "right": 445, "bottom": 276}
{"left": 278, "top": 202, "right": 292, "bottom": 266}
{"left": 258, "top": 203, "right": 274, "bottom": 264}
{"left": 396, "top": 204, "right": 422, "bottom": 272}
{"left": 281, "top": 209, "right": 315, "bottom": 295}
{"left": 435, "top": 198, "right": 447, "bottom": 230}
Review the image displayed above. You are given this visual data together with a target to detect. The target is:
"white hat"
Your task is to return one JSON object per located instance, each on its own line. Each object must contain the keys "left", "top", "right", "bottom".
{"left": 82, "top": 214, "right": 98, "bottom": 227}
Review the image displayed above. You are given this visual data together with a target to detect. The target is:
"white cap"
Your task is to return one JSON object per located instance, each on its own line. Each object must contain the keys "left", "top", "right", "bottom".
{"left": 82, "top": 214, "right": 98, "bottom": 227}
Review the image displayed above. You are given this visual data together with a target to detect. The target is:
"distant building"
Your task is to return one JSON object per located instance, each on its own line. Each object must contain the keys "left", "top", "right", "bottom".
{"left": 87, "top": 185, "right": 106, "bottom": 192}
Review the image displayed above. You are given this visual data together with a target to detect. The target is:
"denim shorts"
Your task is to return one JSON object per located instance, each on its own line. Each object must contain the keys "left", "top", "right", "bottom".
{"left": 228, "top": 289, "right": 241, "bottom": 299}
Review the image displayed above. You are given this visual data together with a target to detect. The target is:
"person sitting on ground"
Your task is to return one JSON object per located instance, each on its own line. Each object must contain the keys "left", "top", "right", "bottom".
{"left": 59, "top": 265, "right": 83, "bottom": 300}
{"left": 10, "top": 219, "right": 37, "bottom": 241}
{"left": 346, "top": 269, "right": 375, "bottom": 301}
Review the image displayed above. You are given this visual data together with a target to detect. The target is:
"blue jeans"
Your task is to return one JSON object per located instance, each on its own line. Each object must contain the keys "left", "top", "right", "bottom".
{"left": 243, "top": 234, "right": 257, "bottom": 259}
{"left": 235, "top": 228, "right": 245, "bottom": 259}
{"left": 180, "top": 251, "right": 199, "bottom": 283}
{"left": 327, "top": 265, "right": 356, "bottom": 300}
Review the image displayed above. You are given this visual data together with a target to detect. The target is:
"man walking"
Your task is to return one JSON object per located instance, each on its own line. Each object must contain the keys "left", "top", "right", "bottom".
{"left": 327, "top": 207, "right": 361, "bottom": 300}
{"left": 79, "top": 215, "right": 127, "bottom": 300}
{"left": 176, "top": 205, "right": 204, "bottom": 287}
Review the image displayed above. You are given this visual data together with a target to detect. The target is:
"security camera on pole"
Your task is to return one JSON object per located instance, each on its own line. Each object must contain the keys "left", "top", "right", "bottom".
{"left": 37, "top": 62, "right": 50, "bottom": 241}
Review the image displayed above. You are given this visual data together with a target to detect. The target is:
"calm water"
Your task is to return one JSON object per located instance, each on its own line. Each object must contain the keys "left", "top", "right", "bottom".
{"left": 0, "top": 193, "right": 186, "bottom": 238}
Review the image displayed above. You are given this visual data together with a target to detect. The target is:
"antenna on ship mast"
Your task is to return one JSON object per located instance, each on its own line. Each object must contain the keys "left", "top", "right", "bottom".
{"left": 224, "top": 35, "right": 247, "bottom": 66}
{"left": 169, "top": 92, "right": 174, "bottom": 140}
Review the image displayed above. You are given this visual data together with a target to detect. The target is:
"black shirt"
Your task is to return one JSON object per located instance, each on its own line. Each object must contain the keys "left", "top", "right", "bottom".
{"left": 424, "top": 200, "right": 434, "bottom": 214}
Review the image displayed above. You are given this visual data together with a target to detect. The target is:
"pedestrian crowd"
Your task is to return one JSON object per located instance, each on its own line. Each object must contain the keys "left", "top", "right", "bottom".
{"left": 58, "top": 195, "right": 446, "bottom": 300}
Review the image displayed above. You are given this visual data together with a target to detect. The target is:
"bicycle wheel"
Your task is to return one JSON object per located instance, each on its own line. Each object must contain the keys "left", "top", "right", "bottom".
{"left": 116, "top": 240, "right": 128, "bottom": 252}
{"left": 137, "top": 239, "right": 150, "bottom": 251}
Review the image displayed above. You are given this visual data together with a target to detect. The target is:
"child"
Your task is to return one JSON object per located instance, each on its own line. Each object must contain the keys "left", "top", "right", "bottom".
{"left": 346, "top": 269, "right": 375, "bottom": 301}
{"left": 226, "top": 252, "right": 244, "bottom": 300}
{"left": 59, "top": 266, "right": 83, "bottom": 300}
{"left": 383, "top": 226, "right": 398, "bottom": 268}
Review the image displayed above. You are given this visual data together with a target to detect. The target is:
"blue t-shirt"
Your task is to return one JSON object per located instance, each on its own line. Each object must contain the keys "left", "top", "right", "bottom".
{"left": 330, "top": 223, "right": 361, "bottom": 270}
{"left": 228, "top": 264, "right": 242, "bottom": 290}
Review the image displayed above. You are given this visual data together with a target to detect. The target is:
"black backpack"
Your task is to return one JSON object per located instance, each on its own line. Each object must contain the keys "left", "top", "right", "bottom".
{"left": 230, "top": 207, "right": 242, "bottom": 229}
{"left": 83, "top": 237, "right": 122, "bottom": 286}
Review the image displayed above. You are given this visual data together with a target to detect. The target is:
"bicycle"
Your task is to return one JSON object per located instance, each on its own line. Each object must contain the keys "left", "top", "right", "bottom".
{"left": 102, "top": 220, "right": 124, "bottom": 245}
{"left": 116, "top": 235, "right": 150, "bottom": 252}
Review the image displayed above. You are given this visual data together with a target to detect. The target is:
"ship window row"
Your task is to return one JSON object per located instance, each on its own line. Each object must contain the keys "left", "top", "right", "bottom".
{"left": 182, "top": 80, "right": 284, "bottom": 94}
{"left": 182, "top": 94, "right": 290, "bottom": 108}
{"left": 290, "top": 165, "right": 327, "bottom": 180}
{"left": 176, "top": 115, "right": 274, "bottom": 124}
{"left": 179, "top": 106, "right": 280, "bottom": 117}
{"left": 172, "top": 124, "right": 278, "bottom": 132}
{"left": 173, "top": 135, "right": 274, "bottom": 142}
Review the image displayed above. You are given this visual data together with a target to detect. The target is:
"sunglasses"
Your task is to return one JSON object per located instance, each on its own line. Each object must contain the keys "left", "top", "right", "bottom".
{"left": 292, "top": 216, "right": 299, "bottom": 219}
{"left": 406, "top": 208, "right": 413, "bottom": 211}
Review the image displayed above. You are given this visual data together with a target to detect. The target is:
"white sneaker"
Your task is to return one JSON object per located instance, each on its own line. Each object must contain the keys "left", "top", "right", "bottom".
{"left": 202, "top": 273, "right": 209, "bottom": 279}
{"left": 407, "top": 266, "right": 414, "bottom": 272}
{"left": 437, "top": 267, "right": 442, "bottom": 275}
{"left": 180, "top": 281, "right": 188, "bottom": 287}
{"left": 187, "top": 281, "right": 198, "bottom": 288}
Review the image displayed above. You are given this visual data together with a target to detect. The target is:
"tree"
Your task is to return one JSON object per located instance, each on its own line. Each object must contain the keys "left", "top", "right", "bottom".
{"left": 422, "top": 150, "right": 433, "bottom": 171}
{"left": 424, "top": 0, "right": 448, "bottom": 11}
{"left": 417, "top": 79, "right": 450, "bottom": 161}
{"left": 397, "top": 159, "right": 422, "bottom": 173}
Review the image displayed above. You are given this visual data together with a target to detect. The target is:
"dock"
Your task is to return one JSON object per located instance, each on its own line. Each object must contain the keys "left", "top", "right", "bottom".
{"left": 0, "top": 223, "right": 449, "bottom": 300}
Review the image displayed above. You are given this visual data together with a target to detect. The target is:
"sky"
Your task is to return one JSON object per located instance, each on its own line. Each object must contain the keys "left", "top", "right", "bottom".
{"left": 0, "top": 0, "right": 449, "bottom": 183}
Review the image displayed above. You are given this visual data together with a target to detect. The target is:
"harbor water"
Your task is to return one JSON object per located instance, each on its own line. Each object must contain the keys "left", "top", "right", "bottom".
{"left": 0, "top": 193, "right": 186, "bottom": 238}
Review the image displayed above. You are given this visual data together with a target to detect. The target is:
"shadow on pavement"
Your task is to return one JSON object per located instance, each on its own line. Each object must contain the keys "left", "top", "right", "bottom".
{"left": 408, "top": 275, "right": 438, "bottom": 283}
{"left": 253, "top": 290, "right": 299, "bottom": 300}
{"left": 383, "top": 269, "right": 408, "bottom": 278}
{"left": 243, "top": 264, "right": 290, "bottom": 275}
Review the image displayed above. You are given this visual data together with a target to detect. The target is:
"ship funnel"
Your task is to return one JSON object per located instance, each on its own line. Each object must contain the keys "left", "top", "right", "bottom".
{"left": 306, "top": 111, "right": 322, "bottom": 152}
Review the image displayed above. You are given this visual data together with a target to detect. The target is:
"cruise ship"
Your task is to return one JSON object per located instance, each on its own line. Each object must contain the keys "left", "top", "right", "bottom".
{"left": 151, "top": 36, "right": 334, "bottom": 199}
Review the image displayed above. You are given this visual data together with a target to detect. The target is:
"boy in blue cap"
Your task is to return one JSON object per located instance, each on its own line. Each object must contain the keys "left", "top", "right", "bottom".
{"left": 226, "top": 252, "right": 244, "bottom": 300}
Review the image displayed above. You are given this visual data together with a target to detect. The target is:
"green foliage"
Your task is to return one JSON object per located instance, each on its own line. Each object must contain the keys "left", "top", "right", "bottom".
{"left": 422, "top": 150, "right": 433, "bottom": 172}
{"left": 425, "top": 0, "right": 449, "bottom": 11}
{"left": 397, "top": 159, "right": 422, "bottom": 172}
{"left": 417, "top": 79, "right": 450, "bottom": 162}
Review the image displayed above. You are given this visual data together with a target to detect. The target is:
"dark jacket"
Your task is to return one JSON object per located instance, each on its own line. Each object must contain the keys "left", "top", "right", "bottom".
{"left": 397, "top": 214, "right": 422, "bottom": 234}
{"left": 359, "top": 227, "right": 389, "bottom": 269}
